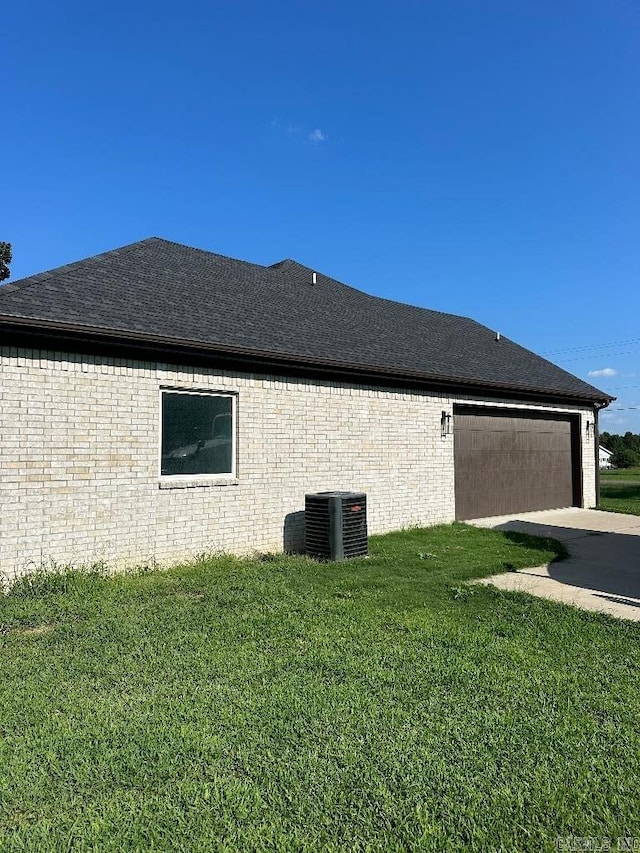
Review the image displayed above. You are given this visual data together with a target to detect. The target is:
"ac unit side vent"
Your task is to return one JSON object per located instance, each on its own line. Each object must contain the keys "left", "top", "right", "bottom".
{"left": 305, "top": 491, "right": 368, "bottom": 560}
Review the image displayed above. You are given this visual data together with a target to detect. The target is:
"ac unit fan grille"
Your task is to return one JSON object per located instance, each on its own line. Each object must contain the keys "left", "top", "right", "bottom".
{"left": 305, "top": 500, "right": 330, "bottom": 557}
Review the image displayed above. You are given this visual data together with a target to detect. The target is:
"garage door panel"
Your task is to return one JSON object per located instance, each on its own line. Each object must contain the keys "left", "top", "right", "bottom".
{"left": 454, "top": 408, "right": 579, "bottom": 520}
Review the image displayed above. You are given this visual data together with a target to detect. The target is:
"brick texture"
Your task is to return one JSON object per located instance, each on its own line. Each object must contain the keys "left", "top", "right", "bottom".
{"left": 0, "top": 348, "right": 597, "bottom": 579}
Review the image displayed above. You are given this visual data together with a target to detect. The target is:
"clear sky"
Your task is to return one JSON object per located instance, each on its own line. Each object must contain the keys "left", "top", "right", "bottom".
{"left": 3, "top": 1, "right": 639, "bottom": 430}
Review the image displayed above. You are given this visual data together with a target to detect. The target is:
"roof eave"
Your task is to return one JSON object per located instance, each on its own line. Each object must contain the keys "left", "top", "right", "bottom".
{"left": 0, "top": 314, "right": 615, "bottom": 407}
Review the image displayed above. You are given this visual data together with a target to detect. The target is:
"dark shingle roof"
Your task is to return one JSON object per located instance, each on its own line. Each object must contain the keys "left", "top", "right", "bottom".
{"left": 0, "top": 237, "right": 611, "bottom": 402}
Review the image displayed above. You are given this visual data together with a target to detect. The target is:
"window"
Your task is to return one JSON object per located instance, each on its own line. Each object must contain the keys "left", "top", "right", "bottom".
{"left": 160, "top": 390, "right": 236, "bottom": 478}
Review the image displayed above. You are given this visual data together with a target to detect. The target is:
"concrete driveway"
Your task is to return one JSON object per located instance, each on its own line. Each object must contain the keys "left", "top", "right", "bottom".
{"left": 470, "top": 508, "right": 640, "bottom": 621}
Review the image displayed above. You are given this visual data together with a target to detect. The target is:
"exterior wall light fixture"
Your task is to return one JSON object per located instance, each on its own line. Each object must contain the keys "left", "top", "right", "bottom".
{"left": 441, "top": 411, "right": 452, "bottom": 437}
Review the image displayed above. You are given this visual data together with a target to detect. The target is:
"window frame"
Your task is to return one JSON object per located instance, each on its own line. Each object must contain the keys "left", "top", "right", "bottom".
{"left": 158, "top": 387, "right": 237, "bottom": 481}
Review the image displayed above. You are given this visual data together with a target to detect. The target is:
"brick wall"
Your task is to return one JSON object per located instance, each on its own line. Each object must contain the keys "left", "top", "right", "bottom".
{"left": 0, "top": 347, "right": 596, "bottom": 580}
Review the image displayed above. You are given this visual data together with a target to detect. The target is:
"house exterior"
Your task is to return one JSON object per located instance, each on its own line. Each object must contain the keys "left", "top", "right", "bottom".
{"left": 0, "top": 239, "right": 613, "bottom": 580}
{"left": 599, "top": 445, "right": 614, "bottom": 469}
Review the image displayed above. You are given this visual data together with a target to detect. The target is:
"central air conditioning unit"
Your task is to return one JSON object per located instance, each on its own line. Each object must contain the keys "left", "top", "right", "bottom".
{"left": 305, "top": 491, "right": 368, "bottom": 560}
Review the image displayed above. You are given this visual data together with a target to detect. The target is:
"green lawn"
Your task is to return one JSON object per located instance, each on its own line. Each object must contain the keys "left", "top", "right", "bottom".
{"left": 599, "top": 470, "right": 640, "bottom": 515}
{"left": 600, "top": 466, "right": 640, "bottom": 479}
{"left": 1, "top": 525, "right": 639, "bottom": 852}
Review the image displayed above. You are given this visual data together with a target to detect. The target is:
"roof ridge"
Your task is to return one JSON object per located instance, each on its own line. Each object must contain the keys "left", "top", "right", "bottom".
{"left": 0, "top": 237, "right": 283, "bottom": 295}
{"left": 272, "top": 257, "right": 476, "bottom": 324}
{"left": 363, "top": 290, "right": 475, "bottom": 323}
{"left": 0, "top": 238, "right": 159, "bottom": 294}
{"left": 147, "top": 238, "right": 277, "bottom": 272}
{"left": 268, "top": 258, "right": 294, "bottom": 269}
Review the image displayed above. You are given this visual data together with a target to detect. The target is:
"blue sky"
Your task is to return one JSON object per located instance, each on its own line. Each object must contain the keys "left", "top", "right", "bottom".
{"left": 3, "top": 1, "right": 639, "bottom": 430}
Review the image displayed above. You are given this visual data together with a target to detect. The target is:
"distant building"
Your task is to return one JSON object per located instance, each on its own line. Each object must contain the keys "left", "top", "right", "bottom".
{"left": 599, "top": 445, "right": 614, "bottom": 469}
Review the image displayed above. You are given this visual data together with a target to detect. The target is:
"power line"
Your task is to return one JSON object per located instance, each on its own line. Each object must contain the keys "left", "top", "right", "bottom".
{"left": 554, "top": 349, "right": 640, "bottom": 363}
{"left": 596, "top": 385, "right": 640, "bottom": 391}
{"left": 542, "top": 337, "right": 640, "bottom": 355}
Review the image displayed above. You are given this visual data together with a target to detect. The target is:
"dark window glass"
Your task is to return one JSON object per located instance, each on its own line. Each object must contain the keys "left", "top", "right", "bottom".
{"left": 161, "top": 393, "right": 233, "bottom": 476}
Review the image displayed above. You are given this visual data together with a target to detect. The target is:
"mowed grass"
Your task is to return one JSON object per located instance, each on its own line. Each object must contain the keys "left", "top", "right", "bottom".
{"left": 600, "top": 466, "right": 640, "bottom": 479}
{"left": 1, "top": 525, "right": 639, "bottom": 852}
{"left": 599, "top": 470, "right": 640, "bottom": 516}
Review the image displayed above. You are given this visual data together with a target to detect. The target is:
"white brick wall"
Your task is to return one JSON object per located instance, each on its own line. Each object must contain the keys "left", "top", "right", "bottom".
{"left": 0, "top": 347, "right": 596, "bottom": 579}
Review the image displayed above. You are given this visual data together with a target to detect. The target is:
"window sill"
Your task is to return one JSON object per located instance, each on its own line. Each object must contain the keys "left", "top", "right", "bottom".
{"left": 158, "top": 478, "right": 240, "bottom": 490}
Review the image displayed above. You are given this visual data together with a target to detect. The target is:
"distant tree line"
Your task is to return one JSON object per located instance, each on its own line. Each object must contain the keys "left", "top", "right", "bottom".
{"left": 0, "top": 242, "right": 11, "bottom": 282}
{"left": 600, "top": 431, "right": 640, "bottom": 469}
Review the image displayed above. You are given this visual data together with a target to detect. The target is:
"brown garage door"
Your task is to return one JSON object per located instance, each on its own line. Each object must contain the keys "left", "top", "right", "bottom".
{"left": 454, "top": 407, "right": 581, "bottom": 520}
